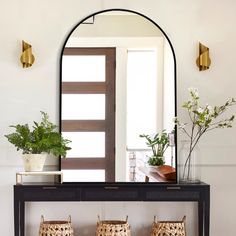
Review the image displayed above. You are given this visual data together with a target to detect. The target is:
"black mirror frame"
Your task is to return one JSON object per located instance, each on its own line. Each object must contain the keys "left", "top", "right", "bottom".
{"left": 59, "top": 8, "right": 177, "bottom": 184}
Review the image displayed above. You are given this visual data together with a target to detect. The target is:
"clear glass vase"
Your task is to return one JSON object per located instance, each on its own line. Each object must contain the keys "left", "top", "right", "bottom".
{"left": 178, "top": 140, "right": 201, "bottom": 183}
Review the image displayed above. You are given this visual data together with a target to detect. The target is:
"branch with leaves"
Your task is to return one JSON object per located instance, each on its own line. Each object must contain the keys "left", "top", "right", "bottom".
{"left": 175, "top": 88, "right": 236, "bottom": 179}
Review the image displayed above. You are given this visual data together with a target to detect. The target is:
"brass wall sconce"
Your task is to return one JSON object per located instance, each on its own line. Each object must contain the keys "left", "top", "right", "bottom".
{"left": 196, "top": 42, "right": 211, "bottom": 71}
{"left": 20, "top": 40, "right": 35, "bottom": 68}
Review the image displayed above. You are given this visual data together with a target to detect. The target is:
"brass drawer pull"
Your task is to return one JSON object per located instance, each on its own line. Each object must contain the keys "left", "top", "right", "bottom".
{"left": 42, "top": 187, "right": 58, "bottom": 190}
{"left": 166, "top": 187, "right": 181, "bottom": 190}
{"left": 104, "top": 187, "right": 119, "bottom": 190}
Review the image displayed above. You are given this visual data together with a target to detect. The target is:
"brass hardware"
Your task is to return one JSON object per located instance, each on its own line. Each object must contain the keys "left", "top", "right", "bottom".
{"left": 16, "top": 171, "right": 63, "bottom": 184}
{"left": 166, "top": 186, "right": 181, "bottom": 190}
{"left": 42, "top": 187, "right": 58, "bottom": 190}
{"left": 196, "top": 42, "right": 211, "bottom": 71}
{"left": 20, "top": 40, "right": 35, "bottom": 68}
{"left": 104, "top": 186, "right": 119, "bottom": 190}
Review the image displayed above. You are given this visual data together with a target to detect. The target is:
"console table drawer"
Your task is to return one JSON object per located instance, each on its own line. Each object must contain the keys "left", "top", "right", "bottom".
{"left": 144, "top": 188, "right": 200, "bottom": 201}
{"left": 21, "top": 187, "right": 78, "bottom": 201}
{"left": 81, "top": 187, "right": 141, "bottom": 201}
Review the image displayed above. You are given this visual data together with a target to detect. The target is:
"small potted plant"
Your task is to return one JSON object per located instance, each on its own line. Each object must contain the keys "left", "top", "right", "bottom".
{"left": 5, "top": 111, "right": 71, "bottom": 171}
{"left": 140, "top": 130, "right": 169, "bottom": 170}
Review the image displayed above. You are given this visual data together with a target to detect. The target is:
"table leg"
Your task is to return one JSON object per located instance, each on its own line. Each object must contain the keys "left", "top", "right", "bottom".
{"left": 204, "top": 187, "right": 210, "bottom": 236}
{"left": 14, "top": 196, "right": 19, "bottom": 236}
{"left": 198, "top": 199, "right": 203, "bottom": 236}
{"left": 145, "top": 176, "right": 149, "bottom": 182}
{"left": 20, "top": 201, "right": 25, "bottom": 236}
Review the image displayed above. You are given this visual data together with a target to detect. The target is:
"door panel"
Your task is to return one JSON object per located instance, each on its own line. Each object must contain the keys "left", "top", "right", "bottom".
{"left": 61, "top": 48, "right": 115, "bottom": 182}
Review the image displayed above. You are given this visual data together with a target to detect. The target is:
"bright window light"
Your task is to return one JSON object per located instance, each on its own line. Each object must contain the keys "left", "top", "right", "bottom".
{"left": 62, "top": 132, "right": 105, "bottom": 158}
{"left": 62, "top": 169, "right": 105, "bottom": 182}
{"left": 62, "top": 55, "right": 105, "bottom": 82}
{"left": 62, "top": 94, "right": 105, "bottom": 120}
{"left": 127, "top": 49, "right": 158, "bottom": 149}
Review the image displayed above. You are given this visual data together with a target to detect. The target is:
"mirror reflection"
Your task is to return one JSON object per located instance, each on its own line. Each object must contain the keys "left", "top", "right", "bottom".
{"left": 60, "top": 10, "right": 176, "bottom": 183}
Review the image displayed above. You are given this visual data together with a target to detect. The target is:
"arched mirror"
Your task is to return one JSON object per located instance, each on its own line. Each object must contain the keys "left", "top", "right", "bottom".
{"left": 60, "top": 9, "right": 177, "bottom": 183}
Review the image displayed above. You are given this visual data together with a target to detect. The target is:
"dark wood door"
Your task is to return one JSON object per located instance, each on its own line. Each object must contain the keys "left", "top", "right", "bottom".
{"left": 61, "top": 47, "right": 116, "bottom": 182}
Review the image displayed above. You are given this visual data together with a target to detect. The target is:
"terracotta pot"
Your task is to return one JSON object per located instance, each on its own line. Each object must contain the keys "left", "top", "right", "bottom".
{"left": 156, "top": 165, "right": 176, "bottom": 180}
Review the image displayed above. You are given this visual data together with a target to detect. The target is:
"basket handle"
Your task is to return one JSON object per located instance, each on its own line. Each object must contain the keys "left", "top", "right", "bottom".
{"left": 40, "top": 215, "right": 44, "bottom": 223}
{"left": 153, "top": 215, "right": 156, "bottom": 223}
{"left": 153, "top": 215, "right": 186, "bottom": 223}
{"left": 68, "top": 215, "right": 72, "bottom": 223}
{"left": 97, "top": 215, "right": 128, "bottom": 222}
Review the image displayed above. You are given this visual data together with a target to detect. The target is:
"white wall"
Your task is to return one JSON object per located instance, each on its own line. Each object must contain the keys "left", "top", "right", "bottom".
{"left": 1, "top": 0, "right": 236, "bottom": 235}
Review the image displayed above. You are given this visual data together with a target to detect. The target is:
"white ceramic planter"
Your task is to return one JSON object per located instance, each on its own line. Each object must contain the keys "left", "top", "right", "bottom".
{"left": 22, "top": 154, "right": 47, "bottom": 172}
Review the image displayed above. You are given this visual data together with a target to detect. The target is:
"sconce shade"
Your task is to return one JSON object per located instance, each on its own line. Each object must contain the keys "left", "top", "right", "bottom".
{"left": 196, "top": 42, "right": 211, "bottom": 71}
{"left": 20, "top": 40, "right": 35, "bottom": 68}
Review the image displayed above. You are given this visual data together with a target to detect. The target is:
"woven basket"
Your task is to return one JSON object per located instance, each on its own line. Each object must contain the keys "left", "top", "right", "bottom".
{"left": 96, "top": 215, "right": 131, "bottom": 236}
{"left": 39, "top": 215, "right": 74, "bottom": 236}
{"left": 151, "top": 216, "right": 186, "bottom": 236}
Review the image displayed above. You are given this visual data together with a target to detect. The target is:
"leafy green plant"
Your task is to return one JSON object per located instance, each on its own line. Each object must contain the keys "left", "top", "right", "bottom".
{"left": 147, "top": 156, "right": 165, "bottom": 166}
{"left": 140, "top": 130, "right": 169, "bottom": 166}
{"left": 5, "top": 111, "right": 71, "bottom": 157}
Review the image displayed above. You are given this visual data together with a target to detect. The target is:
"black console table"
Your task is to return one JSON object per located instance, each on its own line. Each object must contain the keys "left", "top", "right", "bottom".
{"left": 14, "top": 182, "right": 210, "bottom": 236}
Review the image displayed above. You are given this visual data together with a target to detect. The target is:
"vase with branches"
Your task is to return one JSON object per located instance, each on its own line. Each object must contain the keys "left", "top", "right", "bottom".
{"left": 175, "top": 88, "right": 236, "bottom": 182}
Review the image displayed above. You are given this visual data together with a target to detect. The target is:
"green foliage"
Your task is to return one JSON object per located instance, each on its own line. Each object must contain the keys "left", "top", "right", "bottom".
{"left": 147, "top": 156, "right": 165, "bottom": 166}
{"left": 140, "top": 130, "right": 169, "bottom": 157}
{"left": 5, "top": 111, "right": 71, "bottom": 157}
{"left": 140, "top": 130, "right": 170, "bottom": 166}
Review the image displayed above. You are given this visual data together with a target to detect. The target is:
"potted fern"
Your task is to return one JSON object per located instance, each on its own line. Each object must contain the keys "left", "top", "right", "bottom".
{"left": 5, "top": 111, "right": 71, "bottom": 171}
